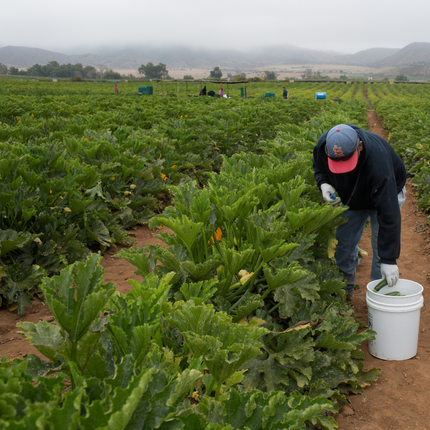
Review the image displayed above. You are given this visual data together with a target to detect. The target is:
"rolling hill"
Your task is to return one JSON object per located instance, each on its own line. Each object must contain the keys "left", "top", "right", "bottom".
{"left": 371, "top": 42, "right": 430, "bottom": 67}
{"left": 1, "top": 42, "right": 430, "bottom": 73}
{"left": 333, "top": 47, "right": 400, "bottom": 66}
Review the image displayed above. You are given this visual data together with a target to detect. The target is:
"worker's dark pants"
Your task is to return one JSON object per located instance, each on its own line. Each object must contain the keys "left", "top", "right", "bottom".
{"left": 335, "top": 188, "right": 405, "bottom": 297}
{"left": 335, "top": 209, "right": 380, "bottom": 297}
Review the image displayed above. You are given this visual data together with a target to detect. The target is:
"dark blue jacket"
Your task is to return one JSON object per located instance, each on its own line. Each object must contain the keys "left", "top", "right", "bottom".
{"left": 312, "top": 124, "right": 406, "bottom": 264}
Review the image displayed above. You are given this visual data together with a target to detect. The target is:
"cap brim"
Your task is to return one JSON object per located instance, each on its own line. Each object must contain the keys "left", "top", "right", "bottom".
{"left": 327, "top": 150, "right": 359, "bottom": 174}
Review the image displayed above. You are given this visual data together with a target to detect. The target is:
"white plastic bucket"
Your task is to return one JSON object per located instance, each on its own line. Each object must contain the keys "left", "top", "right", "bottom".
{"left": 366, "top": 279, "right": 424, "bottom": 360}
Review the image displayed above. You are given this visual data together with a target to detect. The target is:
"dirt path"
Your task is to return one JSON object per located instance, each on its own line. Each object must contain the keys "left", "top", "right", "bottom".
{"left": 1, "top": 112, "right": 430, "bottom": 429}
{"left": 335, "top": 111, "right": 430, "bottom": 429}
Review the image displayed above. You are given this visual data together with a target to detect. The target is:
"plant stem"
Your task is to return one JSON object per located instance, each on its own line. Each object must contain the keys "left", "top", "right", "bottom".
{"left": 202, "top": 229, "right": 208, "bottom": 260}
{"left": 215, "top": 383, "right": 222, "bottom": 401}
{"left": 268, "top": 303, "right": 280, "bottom": 314}
{"left": 205, "top": 376, "right": 215, "bottom": 398}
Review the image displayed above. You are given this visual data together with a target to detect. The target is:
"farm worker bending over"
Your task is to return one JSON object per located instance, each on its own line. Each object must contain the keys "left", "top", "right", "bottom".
{"left": 312, "top": 124, "right": 407, "bottom": 298}
{"left": 282, "top": 87, "right": 288, "bottom": 99}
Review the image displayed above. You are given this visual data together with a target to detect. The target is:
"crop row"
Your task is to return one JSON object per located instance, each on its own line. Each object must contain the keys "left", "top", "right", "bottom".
{"left": 377, "top": 100, "right": 430, "bottom": 216}
{"left": 0, "top": 80, "right": 367, "bottom": 312}
{"left": 1, "top": 95, "right": 378, "bottom": 429}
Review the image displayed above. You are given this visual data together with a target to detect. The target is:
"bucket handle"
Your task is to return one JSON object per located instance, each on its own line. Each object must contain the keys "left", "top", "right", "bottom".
{"left": 421, "top": 302, "right": 426, "bottom": 313}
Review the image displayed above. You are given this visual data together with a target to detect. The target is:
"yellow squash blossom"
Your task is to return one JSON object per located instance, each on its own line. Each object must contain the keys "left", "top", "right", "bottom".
{"left": 209, "top": 227, "right": 223, "bottom": 244}
{"left": 239, "top": 271, "right": 254, "bottom": 285}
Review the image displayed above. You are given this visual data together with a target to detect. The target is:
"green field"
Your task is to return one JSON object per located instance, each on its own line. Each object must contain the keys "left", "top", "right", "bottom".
{"left": 1, "top": 79, "right": 430, "bottom": 429}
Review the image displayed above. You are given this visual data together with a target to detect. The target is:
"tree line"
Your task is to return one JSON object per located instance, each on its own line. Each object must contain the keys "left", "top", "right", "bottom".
{"left": 0, "top": 61, "right": 133, "bottom": 80}
{"left": 0, "top": 60, "right": 285, "bottom": 82}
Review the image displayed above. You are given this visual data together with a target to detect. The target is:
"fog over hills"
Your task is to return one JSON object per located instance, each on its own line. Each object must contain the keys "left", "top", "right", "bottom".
{"left": 332, "top": 48, "right": 400, "bottom": 66}
{"left": 1, "top": 42, "right": 430, "bottom": 72}
{"left": 372, "top": 42, "right": 430, "bottom": 67}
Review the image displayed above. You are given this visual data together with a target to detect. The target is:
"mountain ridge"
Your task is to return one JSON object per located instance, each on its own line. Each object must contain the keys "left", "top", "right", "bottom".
{"left": 1, "top": 43, "right": 429, "bottom": 72}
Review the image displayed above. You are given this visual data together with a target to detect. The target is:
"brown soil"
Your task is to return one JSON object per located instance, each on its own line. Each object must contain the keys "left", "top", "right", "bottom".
{"left": 1, "top": 111, "right": 430, "bottom": 429}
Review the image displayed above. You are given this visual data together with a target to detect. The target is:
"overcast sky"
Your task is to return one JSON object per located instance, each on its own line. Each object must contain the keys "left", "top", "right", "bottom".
{"left": 2, "top": 0, "right": 430, "bottom": 54}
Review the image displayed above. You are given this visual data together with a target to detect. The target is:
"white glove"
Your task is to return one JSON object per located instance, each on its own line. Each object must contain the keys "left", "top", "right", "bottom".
{"left": 381, "top": 263, "right": 399, "bottom": 287}
{"left": 321, "top": 183, "right": 341, "bottom": 205}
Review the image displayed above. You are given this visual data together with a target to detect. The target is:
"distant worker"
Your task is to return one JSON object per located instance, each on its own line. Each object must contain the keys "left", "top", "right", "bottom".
{"left": 312, "top": 124, "right": 406, "bottom": 298}
{"left": 219, "top": 84, "right": 224, "bottom": 97}
{"left": 282, "top": 87, "right": 288, "bottom": 99}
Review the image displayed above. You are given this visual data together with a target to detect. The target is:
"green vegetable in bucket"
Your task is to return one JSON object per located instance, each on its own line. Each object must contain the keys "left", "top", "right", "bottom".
{"left": 384, "top": 291, "right": 403, "bottom": 296}
{"left": 373, "top": 278, "right": 388, "bottom": 292}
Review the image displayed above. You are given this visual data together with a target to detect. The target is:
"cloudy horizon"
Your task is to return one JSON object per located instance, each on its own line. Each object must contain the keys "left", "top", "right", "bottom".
{"left": 3, "top": 0, "right": 429, "bottom": 55}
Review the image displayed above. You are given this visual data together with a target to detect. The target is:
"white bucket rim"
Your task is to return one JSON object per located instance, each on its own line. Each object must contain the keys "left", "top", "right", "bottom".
{"left": 367, "top": 279, "right": 423, "bottom": 298}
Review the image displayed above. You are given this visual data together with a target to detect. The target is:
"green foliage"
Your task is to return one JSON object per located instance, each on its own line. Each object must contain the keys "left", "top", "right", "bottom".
{"left": 377, "top": 99, "right": 430, "bottom": 218}
{"left": 209, "top": 67, "right": 223, "bottom": 79}
{"left": 263, "top": 71, "right": 277, "bottom": 81}
{"left": 23, "top": 61, "right": 100, "bottom": 79}
{"left": 395, "top": 73, "right": 409, "bottom": 82}
{"left": 0, "top": 80, "right": 385, "bottom": 429}
{"left": 138, "top": 62, "right": 170, "bottom": 79}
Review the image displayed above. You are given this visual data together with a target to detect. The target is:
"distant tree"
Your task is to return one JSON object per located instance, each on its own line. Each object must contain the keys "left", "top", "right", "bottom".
{"left": 262, "top": 71, "right": 277, "bottom": 81}
{"left": 26, "top": 63, "right": 44, "bottom": 77}
{"left": 395, "top": 73, "right": 409, "bottom": 82}
{"left": 209, "top": 67, "right": 223, "bottom": 79}
{"left": 97, "top": 64, "right": 108, "bottom": 76}
{"left": 231, "top": 73, "right": 246, "bottom": 81}
{"left": 248, "top": 76, "right": 263, "bottom": 82}
{"left": 103, "top": 69, "right": 121, "bottom": 79}
{"left": 183, "top": 75, "right": 194, "bottom": 80}
{"left": 83, "top": 65, "right": 98, "bottom": 79}
{"left": 339, "top": 74, "right": 347, "bottom": 79}
{"left": 381, "top": 77, "right": 389, "bottom": 82}
{"left": 8, "top": 66, "right": 20, "bottom": 75}
{"left": 0, "top": 63, "right": 8, "bottom": 75}
{"left": 138, "top": 62, "right": 170, "bottom": 79}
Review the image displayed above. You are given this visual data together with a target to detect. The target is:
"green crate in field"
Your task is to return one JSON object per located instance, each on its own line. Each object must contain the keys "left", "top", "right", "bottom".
{"left": 138, "top": 86, "right": 153, "bottom": 95}
{"left": 261, "top": 91, "right": 275, "bottom": 98}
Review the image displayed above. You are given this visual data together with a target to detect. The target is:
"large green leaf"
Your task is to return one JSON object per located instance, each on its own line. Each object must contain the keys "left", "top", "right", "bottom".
{"left": 16, "top": 321, "right": 65, "bottom": 363}
{"left": 41, "top": 254, "right": 115, "bottom": 345}
{"left": 213, "top": 388, "right": 337, "bottom": 430}
{"left": 242, "top": 329, "right": 315, "bottom": 393}
{"left": 0, "top": 229, "right": 41, "bottom": 257}
{"left": 273, "top": 274, "right": 320, "bottom": 318}
{"left": 115, "top": 246, "right": 151, "bottom": 277}
{"left": 149, "top": 214, "right": 203, "bottom": 260}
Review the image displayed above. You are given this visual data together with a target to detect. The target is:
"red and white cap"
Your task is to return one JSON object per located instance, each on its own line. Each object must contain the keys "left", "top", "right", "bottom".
{"left": 325, "top": 124, "right": 360, "bottom": 174}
